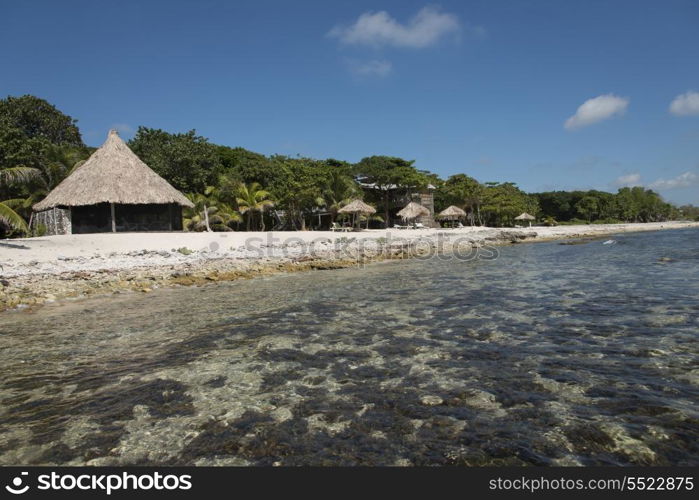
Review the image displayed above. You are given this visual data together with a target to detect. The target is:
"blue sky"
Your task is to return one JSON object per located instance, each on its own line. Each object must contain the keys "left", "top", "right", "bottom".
{"left": 3, "top": 0, "right": 698, "bottom": 203}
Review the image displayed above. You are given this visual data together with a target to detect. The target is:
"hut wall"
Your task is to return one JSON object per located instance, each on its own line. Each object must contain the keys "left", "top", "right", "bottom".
{"left": 33, "top": 208, "right": 72, "bottom": 235}
{"left": 69, "top": 203, "right": 184, "bottom": 233}
{"left": 115, "top": 203, "right": 179, "bottom": 231}
{"left": 72, "top": 204, "right": 112, "bottom": 233}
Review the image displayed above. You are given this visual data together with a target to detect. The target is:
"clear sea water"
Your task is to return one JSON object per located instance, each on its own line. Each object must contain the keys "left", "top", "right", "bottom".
{"left": 0, "top": 228, "right": 697, "bottom": 466}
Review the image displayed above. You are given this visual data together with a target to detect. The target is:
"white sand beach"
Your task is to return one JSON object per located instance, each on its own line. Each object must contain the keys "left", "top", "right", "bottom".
{"left": 1, "top": 221, "right": 697, "bottom": 310}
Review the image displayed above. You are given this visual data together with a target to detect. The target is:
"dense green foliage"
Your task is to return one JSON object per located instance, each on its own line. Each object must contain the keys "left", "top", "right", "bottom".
{"left": 0, "top": 95, "right": 694, "bottom": 236}
{"left": 355, "top": 156, "right": 432, "bottom": 227}
{"left": 129, "top": 127, "right": 221, "bottom": 193}
{"left": 0, "top": 95, "right": 90, "bottom": 236}
{"left": 533, "top": 188, "right": 677, "bottom": 224}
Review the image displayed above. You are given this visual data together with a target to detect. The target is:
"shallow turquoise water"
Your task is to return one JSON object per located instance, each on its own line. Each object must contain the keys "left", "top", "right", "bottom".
{"left": 0, "top": 228, "right": 697, "bottom": 465}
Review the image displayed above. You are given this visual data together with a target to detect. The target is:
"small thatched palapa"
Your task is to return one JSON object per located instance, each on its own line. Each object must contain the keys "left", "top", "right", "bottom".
{"left": 338, "top": 199, "right": 376, "bottom": 214}
{"left": 338, "top": 199, "right": 376, "bottom": 230}
{"left": 437, "top": 205, "right": 467, "bottom": 219}
{"left": 33, "top": 130, "right": 193, "bottom": 235}
{"left": 515, "top": 212, "right": 535, "bottom": 227}
{"left": 397, "top": 201, "right": 430, "bottom": 220}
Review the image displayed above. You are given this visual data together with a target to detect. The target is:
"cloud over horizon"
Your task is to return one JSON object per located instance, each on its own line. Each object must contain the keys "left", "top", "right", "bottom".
{"left": 648, "top": 171, "right": 699, "bottom": 190}
{"left": 328, "top": 6, "right": 461, "bottom": 48}
{"left": 669, "top": 91, "right": 699, "bottom": 116}
{"left": 611, "top": 171, "right": 699, "bottom": 193}
{"left": 564, "top": 94, "right": 629, "bottom": 130}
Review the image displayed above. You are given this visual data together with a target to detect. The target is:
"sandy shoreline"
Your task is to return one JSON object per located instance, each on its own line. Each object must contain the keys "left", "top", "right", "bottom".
{"left": 1, "top": 221, "right": 697, "bottom": 311}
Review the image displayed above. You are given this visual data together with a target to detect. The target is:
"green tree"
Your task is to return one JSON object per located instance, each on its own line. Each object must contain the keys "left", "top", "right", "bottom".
{"left": 440, "top": 174, "right": 484, "bottom": 225}
{"left": 322, "top": 162, "right": 360, "bottom": 223}
{"left": 575, "top": 195, "right": 599, "bottom": 222}
{"left": 217, "top": 145, "right": 274, "bottom": 186}
{"left": 355, "top": 156, "right": 429, "bottom": 228}
{"left": 235, "top": 182, "right": 274, "bottom": 231}
{"left": 0, "top": 167, "right": 35, "bottom": 234}
{"left": 481, "top": 182, "right": 536, "bottom": 227}
{"left": 0, "top": 95, "right": 83, "bottom": 148}
{"left": 184, "top": 189, "right": 242, "bottom": 232}
{"left": 269, "top": 156, "right": 327, "bottom": 230}
{"left": 129, "top": 127, "right": 221, "bottom": 193}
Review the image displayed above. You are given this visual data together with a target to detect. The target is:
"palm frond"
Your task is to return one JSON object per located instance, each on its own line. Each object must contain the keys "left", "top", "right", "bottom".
{"left": 0, "top": 202, "right": 29, "bottom": 233}
{"left": 0, "top": 167, "right": 42, "bottom": 187}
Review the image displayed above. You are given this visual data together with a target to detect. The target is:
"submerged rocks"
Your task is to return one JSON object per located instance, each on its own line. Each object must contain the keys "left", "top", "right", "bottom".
{"left": 420, "top": 395, "right": 443, "bottom": 406}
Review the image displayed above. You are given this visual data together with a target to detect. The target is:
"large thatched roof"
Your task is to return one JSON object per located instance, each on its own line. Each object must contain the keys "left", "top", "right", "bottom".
{"left": 338, "top": 199, "right": 376, "bottom": 214}
{"left": 397, "top": 201, "right": 430, "bottom": 220}
{"left": 33, "top": 130, "right": 193, "bottom": 211}
{"left": 437, "top": 205, "right": 467, "bottom": 219}
{"left": 514, "top": 212, "right": 535, "bottom": 220}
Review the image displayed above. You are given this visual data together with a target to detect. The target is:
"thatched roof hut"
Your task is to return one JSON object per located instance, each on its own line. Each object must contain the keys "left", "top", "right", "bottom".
{"left": 515, "top": 212, "right": 535, "bottom": 227}
{"left": 338, "top": 199, "right": 376, "bottom": 215}
{"left": 32, "top": 130, "right": 193, "bottom": 235}
{"left": 397, "top": 201, "right": 430, "bottom": 221}
{"left": 437, "top": 205, "right": 467, "bottom": 220}
{"left": 338, "top": 199, "right": 376, "bottom": 230}
{"left": 34, "top": 130, "right": 192, "bottom": 211}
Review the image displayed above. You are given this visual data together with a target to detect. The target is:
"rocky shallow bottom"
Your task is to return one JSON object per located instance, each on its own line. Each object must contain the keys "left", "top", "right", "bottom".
{"left": 0, "top": 227, "right": 697, "bottom": 466}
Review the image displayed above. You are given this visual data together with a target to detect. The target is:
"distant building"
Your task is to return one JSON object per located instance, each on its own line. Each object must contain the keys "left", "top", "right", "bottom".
{"left": 32, "top": 130, "right": 193, "bottom": 235}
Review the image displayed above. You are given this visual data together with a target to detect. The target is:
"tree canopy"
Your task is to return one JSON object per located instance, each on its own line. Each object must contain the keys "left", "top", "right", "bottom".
{"left": 129, "top": 127, "right": 221, "bottom": 194}
{"left": 0, "top": 94, "right": 690, "bottom": 236}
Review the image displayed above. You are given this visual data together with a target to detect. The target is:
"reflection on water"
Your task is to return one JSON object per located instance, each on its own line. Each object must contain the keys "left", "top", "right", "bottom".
{"left": 0, "top": 229, "right": 698, "bottom": 466}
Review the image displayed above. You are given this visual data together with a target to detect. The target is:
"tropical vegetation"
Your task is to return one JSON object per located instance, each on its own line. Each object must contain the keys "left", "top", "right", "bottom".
{"left": 0, "top": 94, "right": 695, "bottom": 237}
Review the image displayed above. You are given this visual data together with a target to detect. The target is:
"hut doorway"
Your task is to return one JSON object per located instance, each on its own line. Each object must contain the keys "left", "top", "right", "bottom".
{"left": 71, "top": 203, "right": 112, "bottom": 233}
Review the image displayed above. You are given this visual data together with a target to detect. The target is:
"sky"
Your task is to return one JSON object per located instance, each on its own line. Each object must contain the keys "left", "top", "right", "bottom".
{"left": 2, "top": 0, "right": 698, "bottom": 204}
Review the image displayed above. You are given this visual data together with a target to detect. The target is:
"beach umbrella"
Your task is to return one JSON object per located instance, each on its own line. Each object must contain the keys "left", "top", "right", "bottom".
{"left": 397, "top": 201, "right": 430, "bottom": 225}
{"left": 515, "top": 212, "right": 536, "bottom": 227}
{"left": 338, "top": 199, "right": 376, "bottom": 229}
{"left": 437, "top": 205, "right": 467, "bottom": 227}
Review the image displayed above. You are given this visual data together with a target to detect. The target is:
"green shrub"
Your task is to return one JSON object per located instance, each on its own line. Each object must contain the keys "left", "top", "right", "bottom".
{"left": 32, "top": 223, "right": 47, "bottom": 237}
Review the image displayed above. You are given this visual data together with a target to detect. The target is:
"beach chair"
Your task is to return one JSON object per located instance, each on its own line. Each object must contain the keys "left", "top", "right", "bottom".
{"left": 331, "top": 222, "right": 351, "bottom": 232}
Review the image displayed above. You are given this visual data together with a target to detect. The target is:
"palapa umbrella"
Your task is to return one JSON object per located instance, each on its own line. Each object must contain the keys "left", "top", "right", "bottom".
{"left": 514, "top": 212, "right": 536, "bottom": 227}
{"left": 338, "top": 199, "right": 376, "bottom": 230}
{"left": 437, "top": 205, "right": 467, "bottom": 227}
{"left": 397, "top": 202, "right": 430, "bottom": 226}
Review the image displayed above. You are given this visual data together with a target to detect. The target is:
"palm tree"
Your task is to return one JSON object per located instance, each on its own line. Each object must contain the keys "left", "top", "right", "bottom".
{"left": 184, "top": 190, "right": 242, "bottom": 232}
{"left": 236, "top": 182, "right": 274, "bottom": 231}
{"left": 0, "top": 167, "right": 39, "bottom": 234}
{"left": 184, "top": 192, "right": 214, "bottom": 232}
{"left": 1, "top": 146, "right": 88, "bottom": 233}
{"left": 323, "top": 168, "right": 360, "bottom": 223}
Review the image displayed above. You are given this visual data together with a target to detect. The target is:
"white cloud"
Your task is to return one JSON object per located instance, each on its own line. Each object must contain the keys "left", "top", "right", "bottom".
{"left": 348, "top": 59, "right": 393, "bottom": 78}
{"left": 648, "top": 171, "right": 699, "bottom": 190}
{"left": 564, "top": 94, "right": 629, "bottom": 130}
{"left": 328, "top": 6, "right": 461, "bottom": 48}
{"left": 613, "top": 173, "right": 643, "bottom": 188}
{"left": 669, "top": 91, "right": 699, "bottom": 116}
